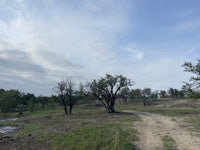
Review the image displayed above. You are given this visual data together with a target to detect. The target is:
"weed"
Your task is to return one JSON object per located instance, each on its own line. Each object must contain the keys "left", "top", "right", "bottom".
{"left": 161, "top": 135, "right": 178, "bottom": 150}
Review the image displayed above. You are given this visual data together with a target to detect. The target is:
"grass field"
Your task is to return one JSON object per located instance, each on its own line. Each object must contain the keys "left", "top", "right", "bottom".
{"left": 0, "top": 106, "right": 139, "bottom": 150}
{"left": 1, "top": 99, "right": 200, "bottom": 149}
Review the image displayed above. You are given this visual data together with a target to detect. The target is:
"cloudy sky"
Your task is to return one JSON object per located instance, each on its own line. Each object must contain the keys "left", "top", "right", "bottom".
{"left": 0, "top": 0, "right": 199, "bottom": 95}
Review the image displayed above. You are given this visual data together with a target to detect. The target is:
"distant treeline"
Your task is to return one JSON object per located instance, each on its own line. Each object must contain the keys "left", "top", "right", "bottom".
{"left": 1, "top": 59, "right": 200, "bottom": 114}
{"left": 0, "top": 89, "right": 59, "bottom": 114}
{"left": 0, "top": 86, "right": 197, "bottom": 115}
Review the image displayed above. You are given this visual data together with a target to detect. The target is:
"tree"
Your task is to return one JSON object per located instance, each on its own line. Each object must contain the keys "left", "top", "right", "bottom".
{"left": 160, "top": 90, "right": 167, "bottom": 98}
{"left": 65, "top": 81, "right": 87, "bottom": 114}
{"left": 55, "top": 80, "right": 69, "bottom": 114}
{"left": 89, "top": 74, "right": 132, "bottom": 113}
{"left": 182, "top": 60, "right": 200, "bottom": 98}
{"left": 0, "top": 90, "right": 21, "bottom": 114}
{"left": 55, "top": 79, "right": 87, "bottom": 114}
{"left": 141, "top": 88, "right": 152, "bottom": 98}
{"left": 118, "top": 87, "right": 130, "bottom": 103}
{"left": 37, "top": 96, "right": 48, "bottom": 108}
{"left": 48, "top": 95, "right": 59, "bottom": 108}
{"left": 18, "top": 93, "right": 35, "bottom": 115}
{"left": 129, "top": 88, "right": 142, "bottom": 100}
{"left": 70, "top": 83, "right": 88, "bottom": 113}
{"left": 168, "top": 88, "right": 178, "bottom": 98}
{"left": 182, "top": 83, "right": 194, "bottom": 98}
{"left": 178, "top": 90, "right": 185, "bottom": 98}
{"left": 141, "top": 88, "right": 153, "bottom": 106}
{"left": 0, "top": 89, "right": 37, "bottom": 114}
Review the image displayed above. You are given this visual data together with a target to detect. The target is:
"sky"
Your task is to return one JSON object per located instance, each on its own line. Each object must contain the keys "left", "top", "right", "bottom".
{"left": 0, "top": 0, "right": 200, "bottom": 96}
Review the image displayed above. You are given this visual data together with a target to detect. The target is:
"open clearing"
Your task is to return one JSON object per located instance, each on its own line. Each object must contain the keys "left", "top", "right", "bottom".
{"left": 0, "top": 99, "right": 200, "bottom": 150}
{"left": 0, "top": 107, "right": 139, "bottom": 150}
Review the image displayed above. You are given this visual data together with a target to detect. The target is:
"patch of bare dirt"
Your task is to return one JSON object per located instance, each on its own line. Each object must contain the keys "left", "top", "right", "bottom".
{"left": 132, "top": 111, "right": 200, "bottom": 150}
{"left": 0, "top": 134, "right": 50, "bottom": 150}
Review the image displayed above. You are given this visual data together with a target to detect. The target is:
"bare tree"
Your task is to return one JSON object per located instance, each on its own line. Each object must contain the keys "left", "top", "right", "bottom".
{"left": 54, "top": 79, "right": 87, "bottom": 114}
{"left": 67, "top": 82, "right": 87, "bottom": 114}
{"left": 55, "top": 80, "right": 69, "bottom": 114}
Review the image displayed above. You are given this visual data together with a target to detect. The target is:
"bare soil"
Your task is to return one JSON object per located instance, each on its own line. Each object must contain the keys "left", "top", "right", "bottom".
{"left": 133, "top": 111, "right": 200, "bottom": 150}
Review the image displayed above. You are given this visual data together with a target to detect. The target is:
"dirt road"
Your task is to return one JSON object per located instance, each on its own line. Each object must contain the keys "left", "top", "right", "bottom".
{"left": 132, "top": 112, "right": 200, "bottom": 150}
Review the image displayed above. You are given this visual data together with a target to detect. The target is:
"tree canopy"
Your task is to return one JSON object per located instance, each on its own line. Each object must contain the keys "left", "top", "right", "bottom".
{"left": 182, "top": 59, "right": 200, "bottom": 91}
{"left": 89, "top": 74, "right": 132, "bottom": 113}
{"left": 54, "top": 79, "right": 87, "bottom": 114}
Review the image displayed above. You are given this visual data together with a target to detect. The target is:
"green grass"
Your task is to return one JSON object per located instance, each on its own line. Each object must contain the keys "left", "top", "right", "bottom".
{"left": 3, "top": 100, "right": 200, "bottom": 149}
{"left": 139, "top": 107, "right": 200, "bottom": 117}
{"left": 0, "top": 106, "right": 62, "bottom": 119}
{"left": 14, "top": 124, "right": 44, "bottom": 137}
{"left": 45, "top": 125, "right": 138, "bottom": 150}
{"left": 161, "top": 135, "right": 178, "bottom": 150}
{"left": 73, "top": 106, "right": 105, "bottom": 114}
{"left": 117, "top": 104, "right": 200, "bottom": 117}
{"left": 2, "top": 105, "right": 140, "bottom": 150}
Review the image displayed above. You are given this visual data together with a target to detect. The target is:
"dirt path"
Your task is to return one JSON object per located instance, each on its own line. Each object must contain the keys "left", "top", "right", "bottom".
{"left": 131, "top": 111, "right": 200, "bottom": 150}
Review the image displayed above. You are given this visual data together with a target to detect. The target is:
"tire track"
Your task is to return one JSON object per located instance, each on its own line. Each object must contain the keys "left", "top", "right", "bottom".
{"left": 127, "top": 111, "right": 200, "bottom": 150}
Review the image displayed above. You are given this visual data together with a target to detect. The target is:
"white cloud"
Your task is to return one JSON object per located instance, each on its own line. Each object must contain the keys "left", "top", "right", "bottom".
{"left": 129, "top": 57, "right": 187, "bottom": 91}
{"left": 126, "top": 48, "right": 144, "bottom": 60}
{"left": 0, "top": 0, "right": 197, "bottom": 95}
{"left": 0, "top": 0, "right": 135, "bottom": 95}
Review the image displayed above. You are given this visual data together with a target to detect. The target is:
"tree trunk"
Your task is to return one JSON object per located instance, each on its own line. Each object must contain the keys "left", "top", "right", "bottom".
{"left": 106, "top": 103, "right": 110, "bottom": 113}
{"left": 62, "top": 99, "right": 68, "bottom": 114}
{"left": 19, "top": 104, "right": 24, "bottom": 115}
{"left": 108, "top": 99, "right": 115, "bottom": 113}
{"left": 64, "top": 104, "right": 68, "bottom": 114}
{"left": 109, "top": 106, "right": 115, "bottom": 113}
{"left": 69, "top": 105, "right": 73, "bottom": 114}
{"left": 107, "top": 99, "right": 115, "bottom": 113}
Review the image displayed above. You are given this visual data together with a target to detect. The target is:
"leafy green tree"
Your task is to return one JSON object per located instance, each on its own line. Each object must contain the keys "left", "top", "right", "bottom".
{"left": 48, "top": 95, "right": 59, "bottom": 108}
{"left": 37, "top": 96, "right": 49, "bottom": 108}
{"left": 182, "top": 60, "right": 200, "bottom": 98}
{"left": 168, "top": 88, "right": 184, "bottom": 99}
{"left": 0, "top": 89, "right": 37, "bottom": 114}
{"left": 0, "top": 90, "right": 21, "bottom": 113}
{"left": 19, "top": 93, "right": 35, "bottom": 115}
{"left": 168, "top": 88, "right": 176, "bottom": 98}
{"left": 141, "top": 88, "right": 152, "bottom": 98}
{"left": 89, "top": 74, "right": 132, "bottom": 113}
{"left": 178, "top": 90, "right": 185, "bottom": 98}
{"left": 28, "top": 96, "right": 36, "bottom": 112}
{"left": 160, "top": 90, "right": 167, "bottom": 98}
{"left": 182, "top": 60, "right": 200, "bottom": 87}
{"left": 0, "top": 89, "right": 5, "bottom": 94}
{"left": 140, "top": 88, "right": 154, "bottom": 106}
{"left": 118, "top": 87, "right": 130, "bottom": 103}
{"left": 129, "top": 88, "right": 142, "bottom": 100}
